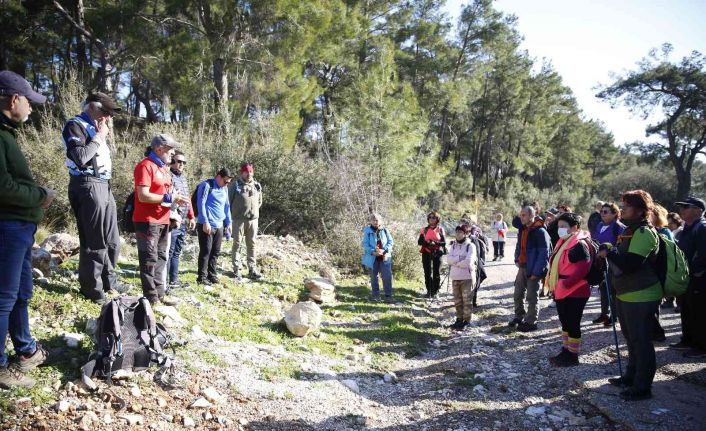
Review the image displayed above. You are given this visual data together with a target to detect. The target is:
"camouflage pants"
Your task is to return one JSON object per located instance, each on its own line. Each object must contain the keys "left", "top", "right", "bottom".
{"left": 453, "top": 279, "right": 475, "bottom": 321}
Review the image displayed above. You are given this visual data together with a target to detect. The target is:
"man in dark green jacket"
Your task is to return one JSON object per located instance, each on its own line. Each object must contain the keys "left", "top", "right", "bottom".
{"left": 0, "top": 70, "right": 56, "bottom": 388}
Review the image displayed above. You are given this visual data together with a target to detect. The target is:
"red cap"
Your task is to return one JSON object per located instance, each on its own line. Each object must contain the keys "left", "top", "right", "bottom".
{"left": 240, "top": 163, "right": 253, "bottom": 173}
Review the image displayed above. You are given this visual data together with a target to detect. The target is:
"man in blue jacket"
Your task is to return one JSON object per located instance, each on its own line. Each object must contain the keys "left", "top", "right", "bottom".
{"left": 510, "top": 206, "right": 551, "bottom": 332}
{"left": 195, "top": 168, "right": 232, "bottom": 285}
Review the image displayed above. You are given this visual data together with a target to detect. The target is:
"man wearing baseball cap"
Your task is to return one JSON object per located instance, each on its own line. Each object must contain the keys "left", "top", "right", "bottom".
{"left": 229, "top": 163, "right": 263, "bottom": 281}
{"left": 670, "top": 196, "right": 706, "bottom": 358}
{"left": 0, "top": 71, "right": 56, "bottom": 388}
{"left": 133, "top": 134, "right": 187, "bottom": 305}
{"left": 61, "top": 90, "right": 129, "bottom": 303}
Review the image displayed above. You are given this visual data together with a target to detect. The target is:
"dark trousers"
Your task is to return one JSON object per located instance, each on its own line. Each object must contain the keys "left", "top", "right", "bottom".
{"left": 68, "top": 177, "right": 120, "bottom": 302}
{"left": 492, "top": 241, "right": 505, "bottom": 258}
{"left": 0, "top": 220, "right": 38, "bottom": 367}
{"left": 168, "top": 226, "right": 186, "bottom": 284}
{"left": 599, "top": 280, "right": 617, "bottom": 316}
{"left": 556, "top": 297, "right": 588, "bottom": 339}
{"left": 135, "top": 222, "right": 169, "bottom": 303}
{"left": 680, "top": 277, "right": 706, "bottom": 350}
{"left": 197, "top": 224, "right": 223, "bottom": 281}
{"left": 617, "top": 299, "right": 660, "bottom": 392}
{"left": 422, "top": 252, "right": 441, "bottom": 295}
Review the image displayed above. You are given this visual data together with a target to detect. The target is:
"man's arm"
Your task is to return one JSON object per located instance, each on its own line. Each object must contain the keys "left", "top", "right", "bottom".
{"left": 62, "top": 121, "right": 101, "bottom": 168}
{"left": 0, "top": 140, "right": 47, "bottom": 208}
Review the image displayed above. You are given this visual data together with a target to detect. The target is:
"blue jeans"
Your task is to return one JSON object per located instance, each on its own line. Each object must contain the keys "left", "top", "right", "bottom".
{"left": 168, "top": 226, "right": 186, "bottom": 284}
{"left": 0, "top": 220, "right": 38, "bottom": 367}
{"left": 370, "top": 259, "right": 393, "bottom": 297}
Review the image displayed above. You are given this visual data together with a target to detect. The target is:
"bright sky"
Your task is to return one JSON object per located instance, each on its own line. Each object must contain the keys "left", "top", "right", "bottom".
{"left": 443, "top": 0, "right": 706, "bottom": 147}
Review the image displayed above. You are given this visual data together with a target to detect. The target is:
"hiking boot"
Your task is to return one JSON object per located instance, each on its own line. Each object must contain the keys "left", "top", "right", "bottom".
{"left": 552, "top": 351, "right": 579, "bottom": 367}
{"left": 18, "top": 343, "right": 48, "bottom": 372}
{"left": 660, "top": 299, "right": 675, "bottom": 309}
{"left": 683, "top": 348, "right": 706, "bottom": 359}
{"left": 384, "top": 296, "right": 394, "bottom": 304}
{"left": 457, "top": 320, "right": 470, "bottom": 331}
{"left": 653, "top": 331, "right": 666, "bottom": 342}
{"left": 592, "top": 314, "right": 610, "bottom": 324}
{"left": 517, "top": 322, "right": 538, "bottom": 332}
{"left": 508, "top": 317, "right": 522, "bottom": 327}
{"left": 448, "top": 319, "right": 463, "bottom": 330}
{"left": 207, "top": 275, "right": 220, "bottom": 284}
{"left": 549, "top": 348, "right": 568, "bottom": 364}
{"left": 197, "top": 278, "right": 212, "bottom": 286}
{"left": 669, "top": 341, "right": 692, "bottom": 351}
{"left": 619, "top": 387, "right": 652, "bottom": 401}
{"left": 248, "top": 270, "right": 263, "bottom": 281}
{"left": 608, "top": 376, "right": 633, "bottom": 387}
{"left": 674, "top": 306, "right": 681, "bottom": 313}
{"left": 0, "top": 364, "right": 35, "bottom": 389}
{"left": 603, "top": 316, "right": 616, "bottom": 327}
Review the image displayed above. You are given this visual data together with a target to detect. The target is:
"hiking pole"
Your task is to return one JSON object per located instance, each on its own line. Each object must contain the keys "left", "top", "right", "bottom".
{"left": 603, "top": 259, "right": 624, "bottom": 378}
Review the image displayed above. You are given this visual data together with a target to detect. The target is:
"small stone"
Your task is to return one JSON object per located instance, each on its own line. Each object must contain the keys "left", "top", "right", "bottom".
{"left": 183, "top": 415, "right": 196, "bottom": 427}
{"left": 238, "top": 418, "right": 249, "bottom": 426}
{"left": 203, "top": 411, "right": 213, "bottom": 421}
{"left": 526, "top": 406, "right": 546, "bottom": 417}
{"left": 118, "top": 413, "right": 144, "bottom": 426}
{"left": 362, "top": 354, "right": 372, "bottom": 364}
{"left": 341, "top": 379, "right": 360, "bottom": 393}
{"left": 156, "top": 397, "right": 167, "bottom": 408}
{"left": 32, "top": 268, "right": 44, "bottom": 279}
{"left": 159, "top": 413, "right": 174, "bottom": 422}
{"left": 63, "top": 332, "right": 84, "bottom": 348}
{"left": 201, "top": 387, "right": 224, "bottom": 404}
{"left": 191, "top": 325, "right": 206, "bottom": 339}
{"left": 52, "top": 380, "right": 62, "bottom": 391}
{"left": 15, "top": 397, "right": 32, "bottom": 409}
{"left": 472, "top": 384, "right": 487, "bottom": 396}
{"left": 130, "top": 403, "right": 143, "bottom": 413}
{"left": 383, "top": 372, "right": 397, "bottom": 383}
{"left": 54, "top": 400, "right": 71, "bottom": 412}
{"left": 129, "top": 385, "right": 142, "bottom": 398}
{"left": 103, "top": 414, "right": 113, "bottom": 424}
{"left": 189, "top": 397, "right": 212, "bottom": 409}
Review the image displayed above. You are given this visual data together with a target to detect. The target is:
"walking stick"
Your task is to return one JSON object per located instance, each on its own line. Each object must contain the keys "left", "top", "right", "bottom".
{"left": 603, "top": 260, "right": 624, "bottom": 377}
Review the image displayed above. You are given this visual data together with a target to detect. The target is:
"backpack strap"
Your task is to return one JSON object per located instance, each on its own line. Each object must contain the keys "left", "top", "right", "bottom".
{"left": 103, "top": 299, "right": 124, "bottom": 386}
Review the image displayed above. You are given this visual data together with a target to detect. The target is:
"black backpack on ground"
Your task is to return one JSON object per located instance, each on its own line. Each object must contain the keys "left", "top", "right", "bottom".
{"left": 190, "top": 178, "right": 215, "bottom": 219}
{"left": 121, "top": 192, "right": 136, "bottom": 233}
{"left": 82, "top": 296, "right": 173, "bottom": 386}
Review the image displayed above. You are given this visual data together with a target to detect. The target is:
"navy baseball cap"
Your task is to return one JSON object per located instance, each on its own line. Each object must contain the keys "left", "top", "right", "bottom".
{"left": 0, "top": 71, "right": 46, "bottom": 103}
{"left": 675, "top": 197, "right": 706, "bottom": 211}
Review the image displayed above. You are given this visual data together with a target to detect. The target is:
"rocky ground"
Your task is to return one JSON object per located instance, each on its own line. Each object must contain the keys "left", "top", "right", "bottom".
{"left": 1, "top": 236, "right": 705, "bottom": 430}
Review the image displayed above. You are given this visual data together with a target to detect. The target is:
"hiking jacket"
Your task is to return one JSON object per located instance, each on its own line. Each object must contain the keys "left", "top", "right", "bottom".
{"left": 361, "top": 225, "right": 394, "bottom": 269}
{"left": 196, "top": 178, "right": 231, "bottom": 229}
{"left": 678, "top": 217, "right": 706, "bottom": 278}
{"left": 446, "top": 239, "right": 477, "bottom": 282}
{"left": 418, "top": 225, "right": 445, "bottom": 254}
{"left": 546, "top": 230, "right": 591, "bottom": 300}
{"left": 61, "top": 112, "right": 112, "bottom": 179}
{"left": 592, "top": 219, "right": 625, "bottom": 246}
{"left": 606, "top": 221, "right": 660, "bottom": 297}
{"left": 490, "top": 220, "right": 508, "bottom": 242}
{"left": 0, "top": 113, "right": 47, "bottom": 223}
{"left": 513, "top": 217, "right": 551, "bottom": 278}
{"left": 229, "top": 177, "right": 262, "bottom": 221}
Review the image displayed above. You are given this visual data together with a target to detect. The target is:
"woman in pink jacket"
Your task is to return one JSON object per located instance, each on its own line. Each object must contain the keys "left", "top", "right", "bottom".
{"left": 545, "top": 213, "right": 592, "bottom": 366}
{"left": 446, "top": 225, "right": 477, "bottom": 331}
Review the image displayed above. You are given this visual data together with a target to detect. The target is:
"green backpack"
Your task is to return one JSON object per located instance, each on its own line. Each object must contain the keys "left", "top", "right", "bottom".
{"left": 652, "top": 230, "right": 689, "bottom": 297}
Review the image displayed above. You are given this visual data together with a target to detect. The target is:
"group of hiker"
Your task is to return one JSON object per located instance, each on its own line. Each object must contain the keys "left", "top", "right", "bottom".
{"left": 0, "top": 74, "right": 264, "bottom": 388}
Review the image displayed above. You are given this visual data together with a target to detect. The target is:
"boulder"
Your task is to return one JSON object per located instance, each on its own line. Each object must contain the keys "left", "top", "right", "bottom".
{"left": 284, "top": 301, "right": 322, "bottom": 337}
{"left": 318, "top": 267, "right": 338, "bottom": 285}
{"left": 40, "top": 233, "right": 80, "bottom": 257}
{"left": 304, "top": 277, "right": 336, "bottom": 304}
{"left": 31, "top": 248, "right": 54, "bottom": 276}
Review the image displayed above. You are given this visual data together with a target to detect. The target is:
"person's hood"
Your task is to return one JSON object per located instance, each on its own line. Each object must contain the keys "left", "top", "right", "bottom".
{"left": 528, "top": 217, "right": 545, "bottom": 230}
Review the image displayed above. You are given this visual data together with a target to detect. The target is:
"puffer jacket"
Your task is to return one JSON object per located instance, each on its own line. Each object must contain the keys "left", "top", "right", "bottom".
{"left": 446, "top": 239, "right": 477, "bottom": 282}
{"left": 513, "top": 216, "right": 552, "bottom": 278}
{"left": 546, "top": 230, "right": 591, "bottom": 299}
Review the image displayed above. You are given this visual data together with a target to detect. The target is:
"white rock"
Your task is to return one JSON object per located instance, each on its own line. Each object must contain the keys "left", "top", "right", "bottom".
{"left": 153, "top": 305, "right": 186, "bottom": 327}
{"left": 40, "top": 233, "right": 80, "bottom": 256}
{"left": 183, "top": 415, "right": 196, "bottom": 427}
{"left": 304, "top": 277, "right": 336, "bottom": 304}
{"left": 32, "top": 268, "right": 44, "bottom": 279}
{"left": 201, "top": 387, "right": 224, "bottom": 404}
{"left": 129, "top": 385, "right": 142, "bottom": 398}
{"left": 472, "top": 384, "right": 487, "bottom": 396}
{"left": 54, "top": 400, "right": 71, "bottom": 412}
{"left": 156, "top": 397, "right": 167, "bottom": 408}
{"left": 525, "top": 406, "right": 547, "bottom": 417}
{"left": 341, "top": 379, "right": 360, "bottom": 393}
{"left": 118, "top": 414, "right": 144, "bottom": 426}
{"left": 284, "top": 301, "right": 322, "bottom": 337}
{"left": 63, "top": 332, "right": 84, "bottom": 348}
{"left": 37, "top": 277, "right": 49, "bottom": 287}
{"left": 103, "top": 413, "right": 113, "bottom": 424}
{"left": 189, "top": 397, "right": 212, "bottom": 409}
{"left": 383, "top": 372, "right": 397, "bottom": 383}
{"left": 191, "top": 325, "right": 206, "bottom": 339}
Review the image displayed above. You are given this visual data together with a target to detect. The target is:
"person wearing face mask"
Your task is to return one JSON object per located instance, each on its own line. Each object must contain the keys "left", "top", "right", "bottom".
{"left": 598, "top": 190, "right": 661, "bottom": 401}
{"left": 418, "top": 211, "right": 446, "bottom": 299}
{"left": 591, "top": 202, "right": 625, "bottom": 326}
{"left": 132, "top": 134, "right": 188, "bottom": 305}
{"left": 0, "top": 71, "right": 57, "bottom": 388}
{"left": 446, "top": 225, "right": 477, "bottom": 330}
{"left": 62, "top": 91, "right": 130, "bottom": 303}
{"left": 545, "top": 213, "right": 592, "bottom": 366}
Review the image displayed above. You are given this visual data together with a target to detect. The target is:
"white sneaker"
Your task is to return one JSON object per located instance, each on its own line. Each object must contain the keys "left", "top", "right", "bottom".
{"left": 548, "top": 300, "right": 556, "bottom": 308}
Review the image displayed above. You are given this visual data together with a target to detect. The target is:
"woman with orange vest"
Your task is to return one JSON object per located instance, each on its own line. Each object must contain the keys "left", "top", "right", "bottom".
{"left": 418, "top": 211, "right": 446, "bottom": 299}
{"left": 545, "top": 212, "right": 592, "bottom": 366}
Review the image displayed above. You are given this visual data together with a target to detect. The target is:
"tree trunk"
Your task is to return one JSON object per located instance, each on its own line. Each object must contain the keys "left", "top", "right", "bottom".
{"left": 213, "top": 57, "right": 228, "bottom": 106}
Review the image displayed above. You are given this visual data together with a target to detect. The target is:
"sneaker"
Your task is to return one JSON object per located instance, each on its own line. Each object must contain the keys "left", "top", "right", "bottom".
{"left": 619, "top": 387, "right": 652, "bottom": 401}
{"left": 660, "top": 300, "right": 675, "bottom": 309}
{"left": 547, "top": 300, "right": 556, "bottom": 308}
{"left": 207, "top": 276, "right": 219, "bottom": 284}
{"left": 683, "top": 348, "right": 706, "bottom": 359}
{"left": 592, "top": 315, "right": 610, "bottom": 324}
{"left": 448, "top": 319, "right": 463, "bottom": 330}
{"left": 608, "top": 376, "right": 633, "bottom": 387}
{"left": 669, "top": 341, "right": 692, "bottom": 351}
{"left": 197, "top": 278, "right": 212, "bottom": 286}
{"left": 18, "top": 344, "right": 48, "bottom": 372}
{"left": 0, "top": 364, "right": 35, "bottom": 389}
{"left": 517, "top": 322, "right": 538, "bottom": 332}
{"left": 508, "top": 317, "right": 522, "bottom": 327}
{"left": 248, "top": 270, "right": 263, "bottom": 281}
{"left": 169, "top": 280, "right": 190, "bottom": 289}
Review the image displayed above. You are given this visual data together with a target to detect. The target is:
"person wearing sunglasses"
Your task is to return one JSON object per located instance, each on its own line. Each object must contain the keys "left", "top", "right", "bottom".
{"left": 166, "top": 150, "right": 196, "bottom": 289}
{"left": 418, "top": 211, "right": 446, "bottom": 299}
{"left": 61, "top": 91, "right": 130, "bottom": 303}
{"left": 591, "top": 202, "right": 625, "bottom": 325}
